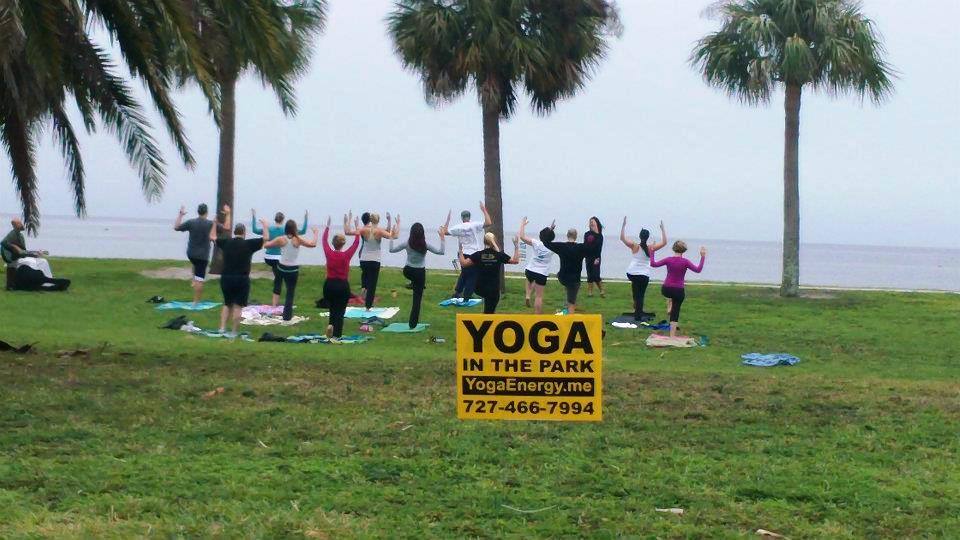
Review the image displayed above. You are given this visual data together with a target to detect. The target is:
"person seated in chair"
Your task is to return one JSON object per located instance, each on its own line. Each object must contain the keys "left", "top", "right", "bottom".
{"left": 2, "top": 218, "right": 69, "bottom": 291}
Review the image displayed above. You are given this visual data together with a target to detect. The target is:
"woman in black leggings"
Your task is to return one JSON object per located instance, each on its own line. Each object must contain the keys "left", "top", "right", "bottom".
{"left": 389, "top": 219, "right": 448, "bottom": 328}
{"left": 322, "top": 216, "right": 361, "bottom": 339}
{"left": 649, "top": 241, "right": 706, "bottom": 337}
{"left": 261, "top": 220, "right": 319, "bottom": 320}
{"left": 620, "top": 217, "right": 667, "bottom": 320}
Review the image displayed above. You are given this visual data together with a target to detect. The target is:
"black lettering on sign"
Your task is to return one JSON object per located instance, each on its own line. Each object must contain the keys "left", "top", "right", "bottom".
{"left": 462, "top": 358, "right": 483, "bottom": 371}
{"left": 494, "top": 321, "right": 524, "bottom": 353}
{"left": 529, "top": 321, "right": 560, "bottom": 354}
{"left": 563, "top": 321, "right": 594, "bottom": 354}
{"left": 463, "top": 320, "right": 493, "bottom": 353}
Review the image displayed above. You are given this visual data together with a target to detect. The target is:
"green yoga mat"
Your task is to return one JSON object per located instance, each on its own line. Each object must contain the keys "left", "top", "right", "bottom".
{"left": 381, "top": 323, "right": 430, "bottom": 333}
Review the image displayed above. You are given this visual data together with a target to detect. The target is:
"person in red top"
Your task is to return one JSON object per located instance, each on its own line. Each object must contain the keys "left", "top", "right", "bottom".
{"left": 322, "top": 215, "right": 361, "bottom": 339}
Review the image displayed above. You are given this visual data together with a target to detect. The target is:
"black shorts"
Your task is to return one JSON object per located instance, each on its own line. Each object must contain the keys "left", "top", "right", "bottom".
{"left": 525, "top": 270, "right": 547, "bottom": 286}
{"left": 189, "top": 257, "right": 209, "bottom": 281}
{"left": 220, "top": 275, "right": 251, "bottom": 306}
{"left": 585, "top": 257, "right": 602, "bottom": 283}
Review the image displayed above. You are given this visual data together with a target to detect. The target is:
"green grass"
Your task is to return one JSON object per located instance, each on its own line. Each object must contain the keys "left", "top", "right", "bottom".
{"left": 1, "top": 257, "right": 958, "bottom": 538}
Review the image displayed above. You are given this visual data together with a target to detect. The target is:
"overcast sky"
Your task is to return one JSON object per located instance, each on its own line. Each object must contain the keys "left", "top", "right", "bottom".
{"left": 1, "top": 0, "right": 958, "bottom": 248}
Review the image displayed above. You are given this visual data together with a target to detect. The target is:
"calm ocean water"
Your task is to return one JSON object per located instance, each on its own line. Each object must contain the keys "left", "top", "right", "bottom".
{"left": 27, "top": 216, "right": 960, "bottom": 292}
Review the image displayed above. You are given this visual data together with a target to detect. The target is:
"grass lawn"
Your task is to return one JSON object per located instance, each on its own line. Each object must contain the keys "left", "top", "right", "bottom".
{"left": 1, "top": 257, "right": 958, "bottom": 538}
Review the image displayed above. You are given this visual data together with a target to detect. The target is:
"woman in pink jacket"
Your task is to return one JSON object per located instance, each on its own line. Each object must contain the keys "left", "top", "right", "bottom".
{"left": 650, "top": 240, "right": 706, "bottom": 337}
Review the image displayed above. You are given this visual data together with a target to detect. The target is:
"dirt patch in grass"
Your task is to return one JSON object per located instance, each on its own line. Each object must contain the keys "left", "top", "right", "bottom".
{"left": 141, "top": 267, "right": 274, "bottom": 280}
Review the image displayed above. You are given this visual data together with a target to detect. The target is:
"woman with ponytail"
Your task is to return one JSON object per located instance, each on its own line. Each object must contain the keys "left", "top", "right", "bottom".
{"left": 390, "top": 215, "right": 449, "bottom": 328}
{"left": 262, "top": 220, "right": 320, "bottom": 320}
{"left": 621, "top": 218, "right": 667, "bottom": 321}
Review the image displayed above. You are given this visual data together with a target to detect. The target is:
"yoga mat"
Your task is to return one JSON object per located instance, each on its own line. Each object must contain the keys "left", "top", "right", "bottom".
{"left": 610, "top": 314, "right": 657, "bottom": 326}
{"left": 645, "top": 334, "right": 697, "bottom": 348}
{"left": 244, "top": 304, "right": 286, "bottom": 316}
{"left": 381, "top": 323, "right": 430, "bottom": 333}
{"left": 345, "top": 307, "right": 400, "bottom": 319}
{"left": 439, "top": 298, "right": 482, "bottom": 307}
{"left": 281, "top": 334, "right": 369, "bottom": 344}
{"left": 156, "top": 301, "right": 221, "bottom": 311}
{"left": 240, "top": 314, "right": 308, "bottom": 326}
{"left": 741, "top": 353, "right": 800, "bottom": 367}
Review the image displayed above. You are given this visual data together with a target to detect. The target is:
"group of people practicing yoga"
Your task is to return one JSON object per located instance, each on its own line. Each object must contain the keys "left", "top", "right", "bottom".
{"left": 173, "top": 202, "right": 707, "bottom": 338}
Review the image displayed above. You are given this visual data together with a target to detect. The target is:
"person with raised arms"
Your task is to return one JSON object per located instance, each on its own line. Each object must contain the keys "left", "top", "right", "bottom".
{"left": 518, "top": 217, "right": 556, "bottom": 314}
{"left": 458, "top": 232, "right": 520, "bottom": 314}
{"left": 321, "top": 214, "right": 362, "bottom": 340}
{"left": 446, "top": 202, "right": 492, "bottom": 303}
{"left": 251, "top": 209, "right": 307, "bottom": 307}
{"left": 620, "top": 218, "right": 667, "bottom": 321}
{"left": 584, "top": 216, "right": 605, "bottom": 298}
{"left": 174, "top": 203, "right": 214, "bottom": 306}
{"left": 210, "top": 206, "right": 266, "bottom": 336}
{"left": 546, "top": 227, "right": 591, "bottom": 314}
{"left": 389, "top": 213, "right": 449, "bottom": 328}
{"left": 261, "top": 219, "right": 320, "bottom": 321}
{"left": 357, "top": 211, "right": 399, "bottom": 310}
{"left": 650, "top": 241, "right": 706, "bottom": 337}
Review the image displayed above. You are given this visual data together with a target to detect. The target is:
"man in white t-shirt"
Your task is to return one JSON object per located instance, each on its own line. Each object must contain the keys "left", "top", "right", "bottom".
{"left": 445, "top": 202, "right": 492, "bottom": 301}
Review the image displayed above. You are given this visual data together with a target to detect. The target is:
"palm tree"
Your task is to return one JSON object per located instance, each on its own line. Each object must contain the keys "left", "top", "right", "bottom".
{"left": 387, "top": 0, "right": 621, "bottom": 250}
{"left": 177, "top": 0, "right": 326, "bottom": 220}
{"left": 0, "top": 0, "right": 212, "bottom": 232}
{"left": 691, "top": 0, "right": 894, "bottom": 297}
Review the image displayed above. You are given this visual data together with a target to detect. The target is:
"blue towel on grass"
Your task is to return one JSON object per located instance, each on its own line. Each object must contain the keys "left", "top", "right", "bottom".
{"left": 439, "top": 298, "right": 482, "bottom": 307}
{"left": 284, "top": 335, "right": 368, "bottom": 344}
{"left": 382, "top": 323, "right": 430, "bottom": 333}
{"left": 157, "top": 301, "right": 221, "bottom": 311}
{"left": 193, "top": 330, "right": 253, "bottom": 342}
{"left": 741, "top": 353, "right": 800, "bottom": 367}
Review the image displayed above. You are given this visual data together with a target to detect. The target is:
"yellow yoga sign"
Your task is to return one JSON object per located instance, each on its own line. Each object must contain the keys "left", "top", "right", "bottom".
{"left": 455, "top": 314, "right": 603, "bottom": 422}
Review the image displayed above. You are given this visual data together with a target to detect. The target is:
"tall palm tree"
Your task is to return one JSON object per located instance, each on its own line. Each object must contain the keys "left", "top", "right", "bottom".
{"left": 177, "top": 0, "right": 326, "bottom": 220}
{"left": 0, "top": 0, "right": 212, "bottom": 232}
{"left": 388, "top": 0, "right": 621, "bottom": 250}
{"left": 691, "top": 0, "right": 894, "bottom": 297}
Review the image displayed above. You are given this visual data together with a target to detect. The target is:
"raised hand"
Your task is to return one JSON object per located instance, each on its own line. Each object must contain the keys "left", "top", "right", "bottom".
{"left": 622, "top": 216, "right": 627, "bottom": 228}
{"left": 699, "top": 246, "right": 707, "bottom": 257}
{"left": 326, "top": 216, "right": 332, "bottom": 228}
{"left": 311, "top": 225, "right": 320, "bottom": 235}
{"left": 178, "top": 206, "right": 186, "bottom": 216}
{"left": 222, "top": 204, "right": 231, "bottom": 214}
{"left": 521, "top": 216, "right": 529, "bottom": 227}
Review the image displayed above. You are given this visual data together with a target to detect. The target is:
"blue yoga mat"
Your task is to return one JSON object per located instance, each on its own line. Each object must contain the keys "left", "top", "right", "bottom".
{"left": 438, "top": 298, "right": 482, "bottom": 307}
{"left": 156, "top": 301, "right": 221, "bottom": 311}
{"left": 381, "top": 323, "right": 430, "bottom": 333}
{"left": 741, "top": 353, "right": 800, "bottom": 367}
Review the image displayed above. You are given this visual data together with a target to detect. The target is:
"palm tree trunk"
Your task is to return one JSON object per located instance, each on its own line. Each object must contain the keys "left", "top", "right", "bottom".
{"left": 481, "top": 100, "right": 506, "bottom": 292}
{"left": 210, "top": 74, "right": 238, "bottom": 275}
{"left": 781, "top": 83, "right": 802, "bottom": 297}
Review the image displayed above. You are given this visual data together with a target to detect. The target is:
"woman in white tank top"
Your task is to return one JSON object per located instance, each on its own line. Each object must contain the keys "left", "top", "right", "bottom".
{"left": 620, "top": 217, "right": 667, "bottom": 321}
{"left": 262, "top": 220, "right": 320, "bottom": 320}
